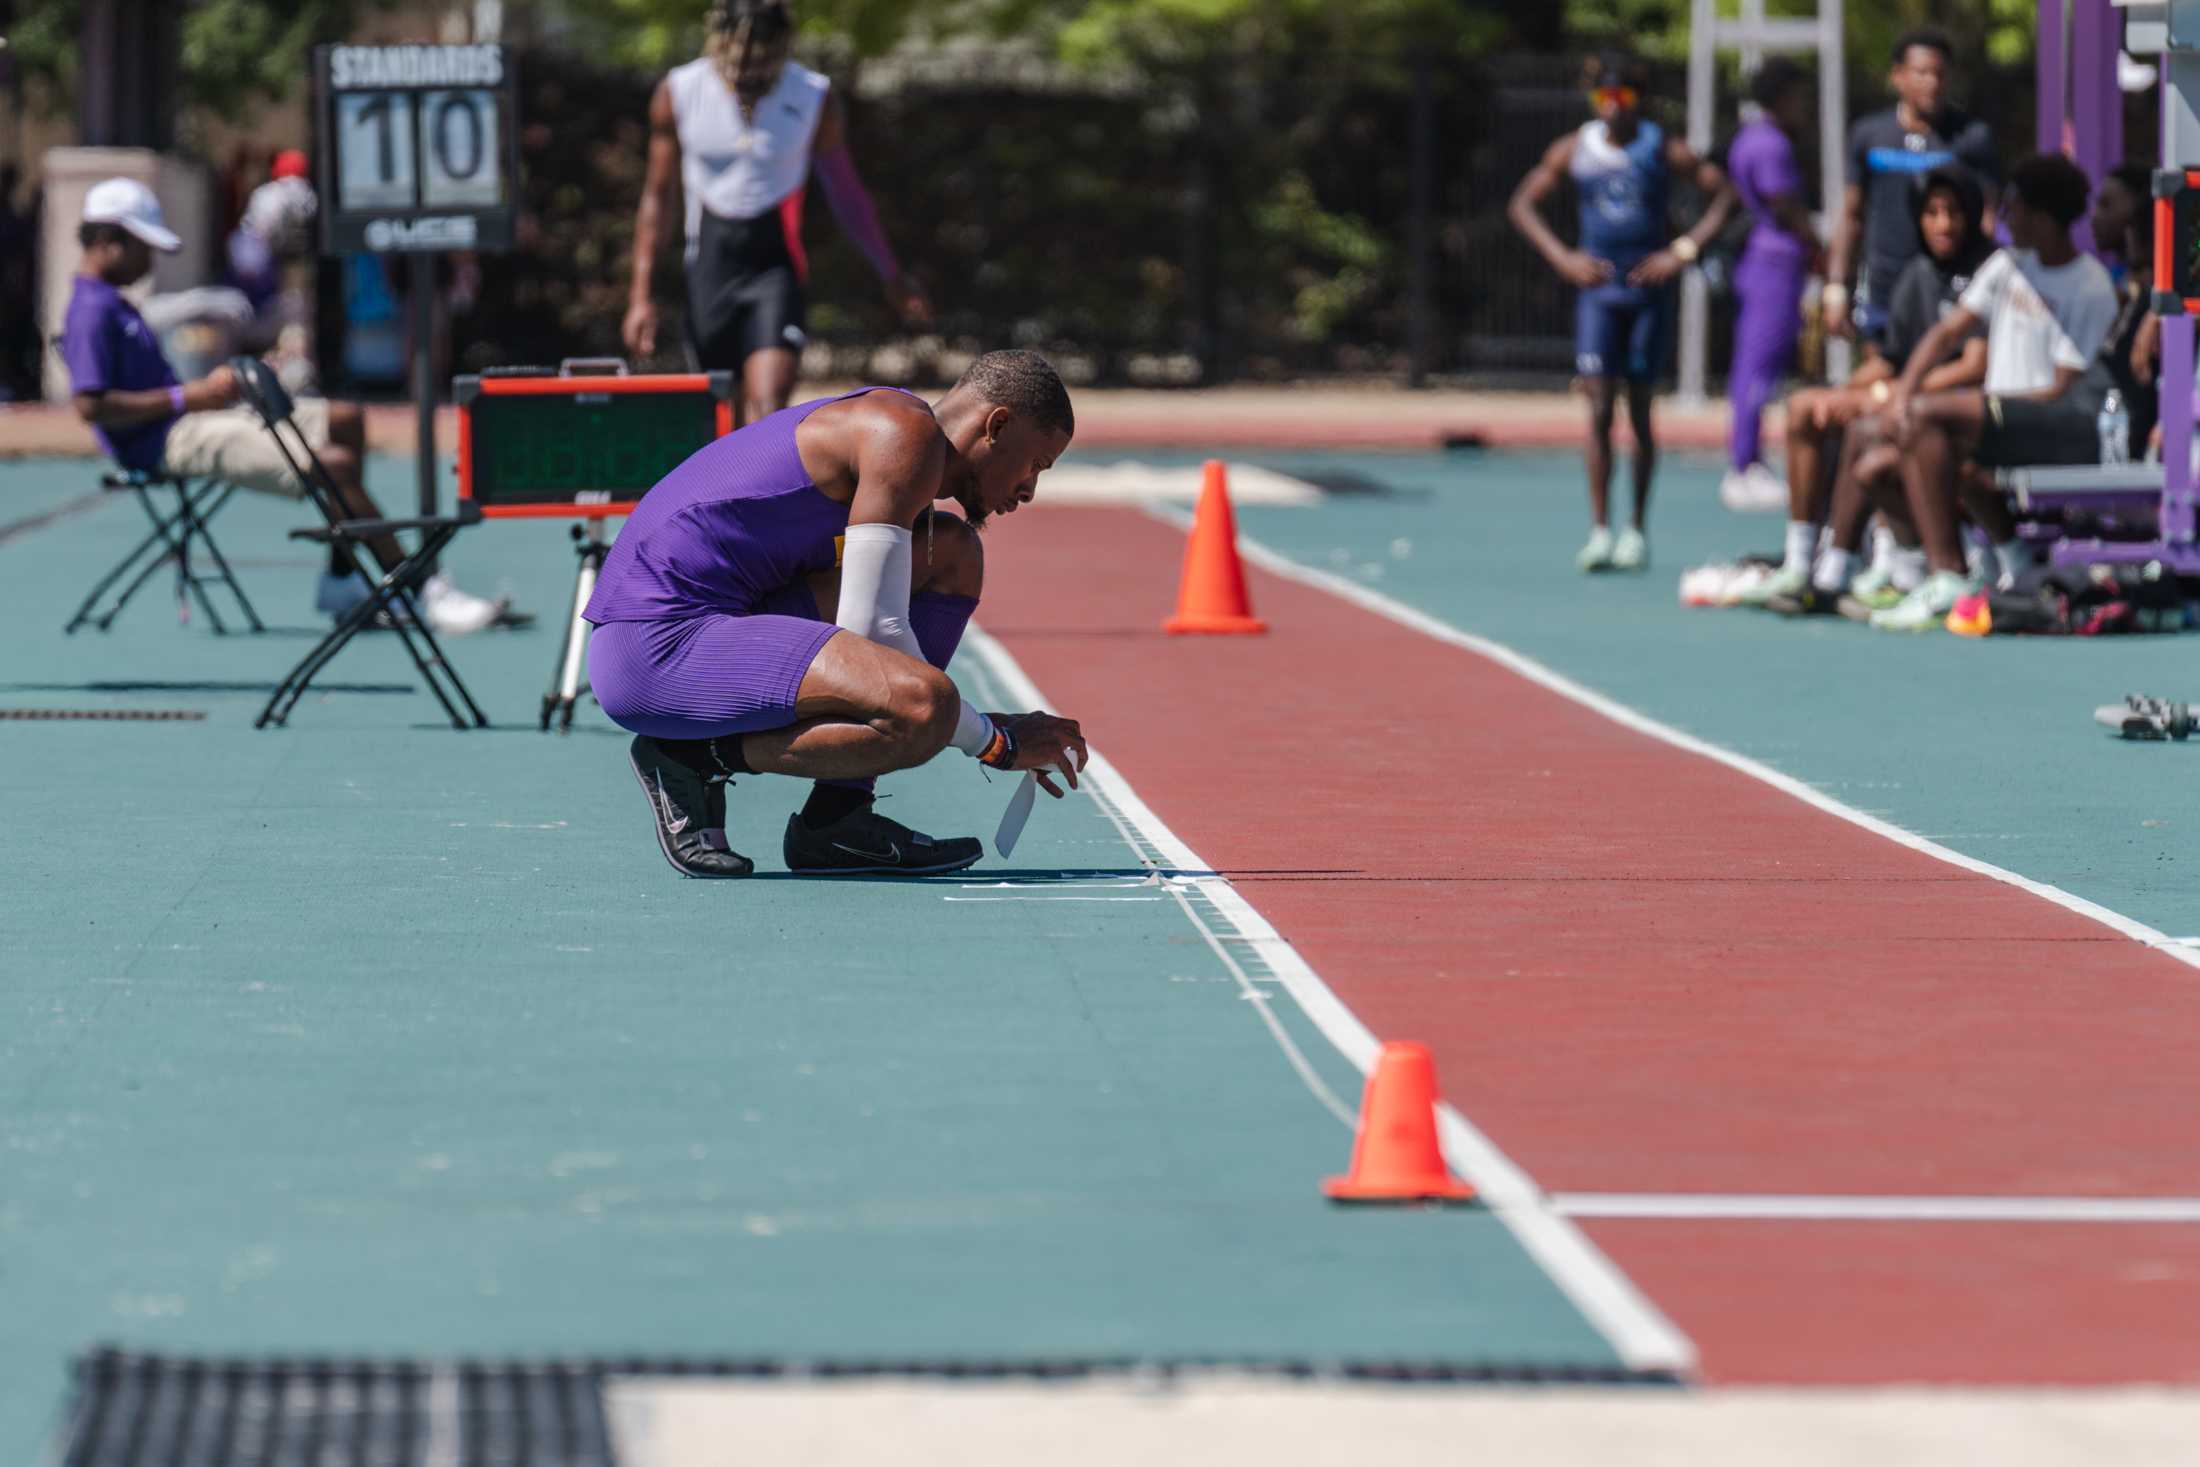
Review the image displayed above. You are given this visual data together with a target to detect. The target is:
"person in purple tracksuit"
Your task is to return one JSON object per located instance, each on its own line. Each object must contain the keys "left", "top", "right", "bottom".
{"left": 586, "top": 350, "right": 1089, "bottom": 879}
{"left": 1719, "top": 59, "right": 1821, "bottom": 512}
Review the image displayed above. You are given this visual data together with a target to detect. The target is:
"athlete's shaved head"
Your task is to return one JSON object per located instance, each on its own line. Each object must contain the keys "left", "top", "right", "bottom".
{"left": 955, "top": 350, "right": 1074, "bottom": 438}
{"left": 936, "top": 351, "right": 1074, "bottom": 528}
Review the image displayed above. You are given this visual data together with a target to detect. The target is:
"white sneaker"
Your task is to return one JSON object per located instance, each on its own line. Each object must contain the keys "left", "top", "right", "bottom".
{"left": 1576, "top": 526, "right": 1616, "bottom": 572}
{"left": 1612, "top": 526, "right": 1648, "bottom": 571}
{"left": 1868, "top": 570, "right": 1973, "bottom": 632}
{"left": 1719, "top": 463, "right": 1788, "bottom": 513}
{"left": 421, "top": 572, "right": 510, "bottom": 637}
{"left": 1847, "top": 561, "right": 1896, "bottom": 600}
{"left": 1734, "top": 562, "right": 1808, "bottom": 606}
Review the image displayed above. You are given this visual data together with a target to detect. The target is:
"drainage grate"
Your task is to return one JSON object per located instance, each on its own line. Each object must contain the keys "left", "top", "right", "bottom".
{"left": 56, "top": 1351, "right": 617, "bottom": 1467}
{"left": 56, "top": 1347, "right": 1684, "bottom": 1463}
{"left": 0, "top": 709, "right": 206, "bottom": 722}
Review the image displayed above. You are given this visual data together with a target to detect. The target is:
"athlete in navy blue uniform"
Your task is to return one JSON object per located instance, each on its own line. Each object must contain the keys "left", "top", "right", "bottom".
{"left": 1509, "top": 54, "right": 1735, "bottom": 572}
{"left": 1822, "top": 28, "right": 2000, "bottom": 349}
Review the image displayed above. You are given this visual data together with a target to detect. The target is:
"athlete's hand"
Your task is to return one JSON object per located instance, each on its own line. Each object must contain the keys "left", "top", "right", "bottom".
{"left": 191, "top": 365, "right": 240, "bottom": 411}
{"left": 1557, "top": 249, "right": 1614, "bottom": 289}
{"left": 1627, "top": 249, "right": 1684, "bottom": 287}
{"left": 2133, "top": 312, "right": 2162, "bottom": 387}
{"left": 622, "top": 299, "right": 659, "bottom": 360}
{"left": 1814, "top": 390, "right": 1867, "bottom": 431}
{"left": 887, "top": 273, "right": 933, "bottom": 327}
{"left": 1821, "top": 288, "right": 1855, "bottom": 339}
{"left": 1886, "top": 385, "right": 1915, "bottom": 436}
{"left": 993, "top": 711, "right": 1087, "bottom": 798}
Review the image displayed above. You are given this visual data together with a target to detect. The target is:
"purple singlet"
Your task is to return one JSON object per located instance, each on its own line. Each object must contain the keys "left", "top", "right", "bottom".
{"left": 586, "top": 387, "right": 920, "bottom": 624}
{"left": 584, "top": 387, "right": 965, "bottom": 741}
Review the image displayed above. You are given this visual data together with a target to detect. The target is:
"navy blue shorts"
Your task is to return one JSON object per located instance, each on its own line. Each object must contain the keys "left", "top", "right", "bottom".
{"left": 1574, "top": 280, "right": 1674, "bottom": 382}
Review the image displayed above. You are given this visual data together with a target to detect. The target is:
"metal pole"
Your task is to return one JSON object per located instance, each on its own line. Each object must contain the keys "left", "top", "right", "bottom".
{"left": 1406, "top": 54, "right": 1434, "bottom": 389}
{"left": 409, "top": 252, "right": 436, "bottom": 522}
{"left": 1739, "top": 0, "right": 1766, "bottom": 74}
{"left": 1820, "top": 0, "right": 1850, "bottom": 381}
{"left": 2038, "top": 0, "right": 2067, "bottom": 155}
{"left": 1678, "top": 0, "right": 1717, "bottom": 405}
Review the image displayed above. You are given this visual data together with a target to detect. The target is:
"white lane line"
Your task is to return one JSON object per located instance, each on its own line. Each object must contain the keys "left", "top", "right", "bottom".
{"left": 962, "top": 625, "right": 1697, "bottom": 1379}
{"left": 1556, "top": 1194, "right": 2200, "bottom": 1224}
{"left": 1148, "top": 505, "right": 2200, "bottom": 976}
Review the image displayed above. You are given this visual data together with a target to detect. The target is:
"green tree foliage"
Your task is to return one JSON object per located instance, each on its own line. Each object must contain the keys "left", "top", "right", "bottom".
{"left": 2, "top": 0, "right": 391, "bottom": 121}
{"left": 1559, "top": 0, "right": 2036, "bottom": 73}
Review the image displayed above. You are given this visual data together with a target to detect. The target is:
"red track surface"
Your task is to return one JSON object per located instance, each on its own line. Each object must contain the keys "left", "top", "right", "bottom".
{"left": 983, "top": 506, "right": 2200, "bottom": 1384}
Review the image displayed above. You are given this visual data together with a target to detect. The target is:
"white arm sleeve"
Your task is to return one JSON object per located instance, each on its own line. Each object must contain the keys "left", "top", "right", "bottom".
{"left": 835, "top": 522, "right": 925, "bottom": 662}
{"left": 836, "top": 522, "right": 997, "bottom": 758}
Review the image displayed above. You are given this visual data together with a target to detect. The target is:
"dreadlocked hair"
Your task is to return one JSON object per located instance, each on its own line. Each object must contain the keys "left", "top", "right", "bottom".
{"left": 706, "top": 0, "right": 794, "bottom": 94}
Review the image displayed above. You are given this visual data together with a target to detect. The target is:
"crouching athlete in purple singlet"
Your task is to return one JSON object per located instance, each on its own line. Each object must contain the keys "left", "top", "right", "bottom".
{"left": 585, "top": 349, "right": 1089, "bottom": 878}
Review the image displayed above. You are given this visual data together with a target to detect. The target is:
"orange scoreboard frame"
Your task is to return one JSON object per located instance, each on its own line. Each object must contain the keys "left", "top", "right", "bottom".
{"left": 454, "top": 369, "right": 737, "bottom": 520}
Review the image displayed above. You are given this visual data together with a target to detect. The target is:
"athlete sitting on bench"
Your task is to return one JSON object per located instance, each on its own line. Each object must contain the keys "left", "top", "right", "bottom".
{"left": 60, "top": 177, "right": 521, "bottom": 636}
{"left": 586, "top": 349, "right": 1087, "bottom": 878}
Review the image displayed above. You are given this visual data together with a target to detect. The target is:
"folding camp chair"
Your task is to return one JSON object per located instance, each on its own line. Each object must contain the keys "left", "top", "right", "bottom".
{"left": 224, "top": 358, "right": 488, "bottom": 731}
{"left": 64, "top": 469, "right": 265, "bottom": 636}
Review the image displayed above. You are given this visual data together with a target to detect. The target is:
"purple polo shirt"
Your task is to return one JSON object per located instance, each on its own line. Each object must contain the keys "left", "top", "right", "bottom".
{"left": 60, "top": 274, "right": 180, "bottom": 472}
{"left": 1728, "top": 117, "right": 1808, "bottom": 264}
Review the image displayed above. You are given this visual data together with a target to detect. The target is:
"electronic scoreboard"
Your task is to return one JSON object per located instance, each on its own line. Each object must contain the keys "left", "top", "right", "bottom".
{"left": 453, "top": 369, "right": 737, "bottom": 520}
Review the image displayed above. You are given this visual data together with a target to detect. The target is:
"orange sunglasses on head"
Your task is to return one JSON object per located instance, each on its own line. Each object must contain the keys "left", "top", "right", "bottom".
{"left": 1588, "top": 84, "right": 1639, "bottom": 110}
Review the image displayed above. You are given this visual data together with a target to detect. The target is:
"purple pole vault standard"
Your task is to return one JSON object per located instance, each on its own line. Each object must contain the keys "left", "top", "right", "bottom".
{"left": 2096, "top": 0, "right": 2124, "bottom": 174}
{"left": 2038, "top": 0, "right": 2067, "bottom": 156}
{"left": 2072, "top": 0, "right": 2115, "bottom": 180}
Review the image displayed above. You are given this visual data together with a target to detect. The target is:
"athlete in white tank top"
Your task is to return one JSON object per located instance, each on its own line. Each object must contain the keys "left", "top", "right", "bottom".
{"left": 623, "top": 0, "right": 930, "bottom": 421}
{"left": 666, "top": 56, "right": 830, "bottom": 248}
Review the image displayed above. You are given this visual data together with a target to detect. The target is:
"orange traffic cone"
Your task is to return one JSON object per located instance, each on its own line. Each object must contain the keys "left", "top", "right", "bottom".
{"left": 1164, "top": 460, "right": 1267, "bottom": 635}
{"left": 1323, "top": 1041, "right": 1477, "bottom": 1202}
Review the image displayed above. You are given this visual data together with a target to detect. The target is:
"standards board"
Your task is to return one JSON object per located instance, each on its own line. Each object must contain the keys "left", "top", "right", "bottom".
{"left": 315, "top": 43, "right": 519, "bottom": 254}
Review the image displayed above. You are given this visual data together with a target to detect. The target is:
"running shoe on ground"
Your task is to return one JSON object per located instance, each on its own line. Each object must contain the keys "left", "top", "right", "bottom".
{"left": 1612, "top": 525, "right": 1648, "bottom": 571}
{"left": 423, "top": 572, "right": 535, "bottom": 636}
{"left": 1846, "top": 561, "right": 1898, "bottom": 600}
{"left": 1836, "top": 581, "right": 1905, "bottom": 621}
{"left": 1868, "top": 571, "right": 1973, "bottom": 632}
{"left": 628, "top": 735, "right": 753, "bottom": 877}
{"left": 1765, "top": 582, "right": 1844, "bottom": 617}
{"left": 1576, "top": 526, "right": 1616, "bottom": 572}
{"left": 2095, "top": 694, "right": 2197, "bottom": 740}
{"left": 783, "top": 806, "right": 984, "bottom": 876}
{"left": 1735, "top": 563, "right": 1808, "bottom": 606}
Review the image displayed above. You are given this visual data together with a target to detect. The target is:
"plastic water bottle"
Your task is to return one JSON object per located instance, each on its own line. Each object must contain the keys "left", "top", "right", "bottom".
{"left": 2098, "top": 389, "right": 2130, "bottom": 466}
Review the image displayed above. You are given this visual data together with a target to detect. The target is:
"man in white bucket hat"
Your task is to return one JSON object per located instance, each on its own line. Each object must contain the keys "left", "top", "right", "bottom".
{"left": 60, "top": 177, "right": 522, "bottom": 633}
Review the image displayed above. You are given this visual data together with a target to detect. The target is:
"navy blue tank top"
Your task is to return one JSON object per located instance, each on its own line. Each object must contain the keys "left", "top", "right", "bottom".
{"left": 1570, "top": 119, "right": 1669, "bottom": 268}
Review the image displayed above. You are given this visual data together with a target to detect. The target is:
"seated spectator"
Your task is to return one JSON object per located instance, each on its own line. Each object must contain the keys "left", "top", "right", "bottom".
{"left": 2087, "top": 163, "right": 2159, "bottom": 453}
{"left": 1869, "top": 153, "right": 2119, "bottom": 631}
{"left": 1745, "top": 165, "right": 1992, "bottom": 609}
{"left": 60, "top": 178, "right": 521, "bottom": 635}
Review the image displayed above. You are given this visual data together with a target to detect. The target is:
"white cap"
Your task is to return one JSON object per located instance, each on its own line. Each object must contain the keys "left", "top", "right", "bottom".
{"left": 81, "top": 177, "right": 182, "bottom": 253}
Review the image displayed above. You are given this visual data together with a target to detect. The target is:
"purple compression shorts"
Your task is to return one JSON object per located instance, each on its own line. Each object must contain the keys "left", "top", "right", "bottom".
{"left": 588, "top": 584, "right": 837, "bottom": 741}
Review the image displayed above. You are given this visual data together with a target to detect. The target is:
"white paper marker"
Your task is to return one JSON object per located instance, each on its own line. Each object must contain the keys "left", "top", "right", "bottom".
{"left": 994, "top": 771, "right": 1039, "bottom": 858}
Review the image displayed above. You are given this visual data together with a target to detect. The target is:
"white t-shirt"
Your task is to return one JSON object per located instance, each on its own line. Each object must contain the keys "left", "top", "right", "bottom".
{"left": 1958, "top": 248, "right": 2119, "bottom": 398}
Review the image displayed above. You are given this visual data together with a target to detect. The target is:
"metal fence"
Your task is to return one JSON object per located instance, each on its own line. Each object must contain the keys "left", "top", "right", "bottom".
{"left": 428, "top": 46, "right": 2083, "bottom": 394}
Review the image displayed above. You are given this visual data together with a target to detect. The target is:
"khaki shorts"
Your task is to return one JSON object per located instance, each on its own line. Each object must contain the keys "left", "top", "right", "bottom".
{"left": 161, "top": 399, "right": 332, "bottom": 501}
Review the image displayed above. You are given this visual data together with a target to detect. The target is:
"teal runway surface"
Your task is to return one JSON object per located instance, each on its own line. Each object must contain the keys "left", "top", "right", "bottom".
{"left": 8, "top": 440, "right": 2195, "bottom": 1451}
{"left": 0, "top": 454, "right": 1628, "bottom": 1462}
